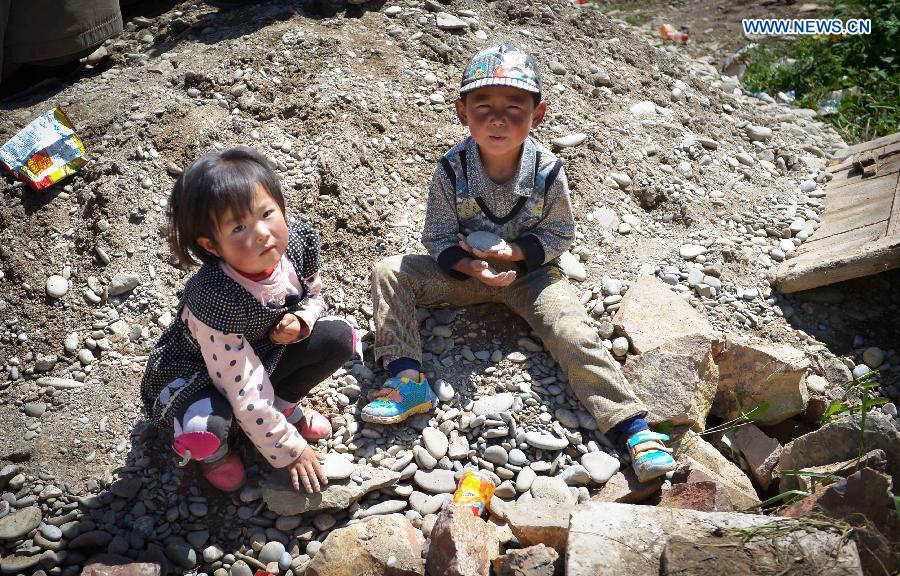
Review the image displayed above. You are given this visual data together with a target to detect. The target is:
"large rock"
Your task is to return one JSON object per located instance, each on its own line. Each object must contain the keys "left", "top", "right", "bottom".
{"left": 566, "top": 502, "right": 863, "bottom": 576}
{"left": 731, "top": 424, "right": 782, "bottom": 490}
{"left": 778, "top": 411, "right": 900, "bottom": 491}
{"left": 622, "top": 334, "right": 720, "bottom": 431}
{"left": 658, "top": 481, "right": 732, "bottom": 512}
{"left": 711, "top": 337, "right": 810, "bottom": 425}
{"left": 262, "top": 465, "right": 400, "bottom": 515}
{"left": 590, "top": 467, "right": 663, "bottom": 504}
{"left": 426, "top": 504, "right": 498, "bottom": 576}
{"left": 674, "top": 435, "right": 760, "bottom": 510}
{"left": 80, "top": 554, "right": 162, "bottom": 576}
{"left": 305, "top": 514, "right": 424, "bottom": 576}
{"left": 504, "top": 499, "right": 573, "bottom": 554}
{"left": 0, "top": 505, "right": 41, "bottom": 540}
{"left": 780, "top": 468, "right": 899, "bottom": 575}
{"left": 491, "top": 544, "right": 559, "bottom": 576}
{"left": 613, "top": 275, "right": 717, "bottom": 354}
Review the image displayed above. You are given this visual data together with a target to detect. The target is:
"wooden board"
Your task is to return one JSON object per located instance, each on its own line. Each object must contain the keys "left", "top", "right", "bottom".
{"left": 774, "top": 131, "right": 900, "bottom": 293}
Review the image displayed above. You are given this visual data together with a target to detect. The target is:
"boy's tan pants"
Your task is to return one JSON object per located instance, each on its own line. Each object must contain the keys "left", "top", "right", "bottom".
{"left": 370, "top": 254, "right": 647, "bottom": 434}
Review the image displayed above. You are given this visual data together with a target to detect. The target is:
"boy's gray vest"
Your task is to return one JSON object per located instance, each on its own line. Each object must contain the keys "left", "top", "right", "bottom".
{"left": 140, "top": 221, "right": 319, "bottom": 428}
{"left": 439, "top": 143, "right": 562, "bottom": 231}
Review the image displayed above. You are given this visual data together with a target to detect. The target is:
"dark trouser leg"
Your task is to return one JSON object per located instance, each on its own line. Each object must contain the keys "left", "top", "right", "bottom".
{"left": 270, "top": 317, "right": 357, "bottom": 402}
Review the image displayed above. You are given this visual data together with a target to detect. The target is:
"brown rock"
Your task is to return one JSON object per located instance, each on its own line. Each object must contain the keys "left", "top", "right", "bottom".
{"left": 305, "top": 513, "right": 424, "bottom": 576}
{"left": 789, "top": 449, "right": 886, "bottom": 493}
{"left": 491, "top": 544, "right": 559, "bottom": 576}
{"left": 622, "top": 334, "right": 720, "bottom": 432}
{"left": 504, "top": 499, "right": 573, "bottom": 554}
{"left": 674, "top": 435, "right": 760, "bottom": 510}
{"left": 613, "top": 275, "right": 718, "bottom": 354}
{"left": 780, "top": 468, "right": 899, "bottom": 575}
{"left": 566, "top": 502, "right": 863, "bottom": 576}
{"left": 658, "top": 481, "right": 732, "bottom": 512}
{"left": 731, "top": 424, "right": 782, "bottom": 490}
{"left": 590, "top": 467, "right": 663, "bottom": 504}
{"left": 711, "top": 337, "right": 810, "bottom": 425}
{"left": 80, "top": 555, "right": 162, "bottom": 576}
{"left": 426, "top": 504, "right": 498, "bottom": 576}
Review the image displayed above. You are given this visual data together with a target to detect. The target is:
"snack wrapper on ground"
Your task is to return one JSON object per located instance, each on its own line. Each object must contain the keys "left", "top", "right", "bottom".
{"left": 0, "top": 107, "right": 89, "bottom": 190}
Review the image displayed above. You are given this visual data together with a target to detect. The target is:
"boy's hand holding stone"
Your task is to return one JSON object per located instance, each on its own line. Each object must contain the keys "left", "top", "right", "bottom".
{"left": 270, "top": 312, "right": 310, "bottom": 344}
{"left": 457, "top": 232, "right": 523, "bottom": 262}
{"left": 465, "top": 259, "right": 517, "bottom": 286}
{"left": 456, "top": 232, "right": 520, "bottom": 286}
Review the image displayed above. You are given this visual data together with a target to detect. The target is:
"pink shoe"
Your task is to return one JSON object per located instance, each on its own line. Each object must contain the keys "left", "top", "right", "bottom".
{"left": 199, "top": 453, "right": 246, "bottom": 492}
{"left": 283, "top": 405, "right": 332, "bottom": 441}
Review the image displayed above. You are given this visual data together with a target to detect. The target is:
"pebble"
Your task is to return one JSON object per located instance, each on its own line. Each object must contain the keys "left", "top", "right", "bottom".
{"left": 559, "top": 464, "right": 591, "bottom": 486}
{"left": 515, "top": 466, "right": 536, "bottom": 492}
{"left": 494, "top": 480, "right": 516, "bottom": 499}
{"left": 472, "top": 393, "right": 515, "bottom": 416}
{"left": 484, "top": 445, "right": 509, "bottom": 466}
{"left": 38, "top": 523, "right": 62, "bottom": 541}
{"left": 46, "top": 275, "right": 69, "bottom": 298}
{"left": 523, "top": 431, "right": 569, "bottom": 451}
{"left": 384, "top": 5, "right": 402, "bottom": 16}
{"left": 679, "top": 244, "right": 706, "bottom": 260}
{"left": 862, "top": 347, "right": 884, "bottom": 368}
{"left": 851, "top": 364, "right": 871, "bottom": 380}
{"left": 413, "top": 469, "right": 457, "bottom": 494}
{"left": 433, "top": 379, "right": 455, "bottom": 402}
{"left": 0, "top": 506, "right": 42, "bottom": 540}
{"left": 306, "top": 541, "right": 322, "bottom": 556}
{"left": 414, "top": 445, "right": 438, "bottom": 470}
{"left": 611, "top": 337, "right": 629, "bottom": 358}
{"left": 629, "top": 100, "right": 656, "bottom": 117}
{"left": 746, "top": 125, "right": 773, "bottom": 141}
{"left": 359, "top": 500, "right": 406, "bottom": 517}
{"left": 508, "top": 448, "right": 527, "bottom": 466}
{"left": 203, "top": 546, "right": 224, "bottom": 563}
{"left": 229, "top": 560, "right": 253, "bottom": 576}
{"left": 258, "top": 541, "right": 286, "bottom": 564}
{"left": 466, "top": 231, "right": 508, "bottom": 252}
{"left": 558, "top": 251, "right": 587, "bottom": 281}
{"left": 608, "top": 172, "right": 631, "bottom": 189}
{"left": 580, "top": 452, "right": 620, "bottom": 484}
{"left": 322, "top": 454, "right": 354, "bottom": 480}
{"left": 554, "top": 408, "right": 579, "bottom": 429}
{"left": 108, "top": 273, "right": 140, "bottom": 296}
{"left": 24, "top": 402, "right": 46, "bottom": 418}
{"left": 601, "top": 277, "right": 622, "bottom": 296}
{"left": 551, "top": 133, "right": 586, "bottom": 148}
{"left": 806, "top": 374, "right": 827, "bottom": 395}
{"left": 422, "top": 427, "right": 449, "bottom": 459}
{"left": 436, "top": 12, "right": 467, "bottom": 30}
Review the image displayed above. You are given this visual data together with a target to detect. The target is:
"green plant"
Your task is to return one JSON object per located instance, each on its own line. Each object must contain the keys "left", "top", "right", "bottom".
{"left": 820, "top": 370, "right": 888, "bottom": 463}
{"left": 739, "top": 0, "right": 899, "bottom": 143}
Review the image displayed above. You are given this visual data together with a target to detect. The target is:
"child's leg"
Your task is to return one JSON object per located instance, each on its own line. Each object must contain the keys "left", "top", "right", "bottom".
{"left": 154, "top": 375, "right": 235, "bottom": 464}
{"left": 502, "top": 266, "right": 647, "bottom": 435}
{"left": 370, "top": 254, "right": 491, "bottom": 368}
{"left": 270, "top": 317, "right": 357, "bottom": 401}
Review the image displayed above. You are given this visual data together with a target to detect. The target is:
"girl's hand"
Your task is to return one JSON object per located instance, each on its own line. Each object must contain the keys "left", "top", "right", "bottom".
{"left": 270, "top": 312, "right": 310, "bottom": 344}
{"left": 467, "top": 259, "right": 516, "bottom": 287}
{"left": 288, "top": 445, "right": 328, "bottom": 493}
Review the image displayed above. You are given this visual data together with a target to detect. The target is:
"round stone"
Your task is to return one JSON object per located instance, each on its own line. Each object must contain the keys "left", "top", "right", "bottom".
{"left": 851, "top": 363, "right": 872, "bottom": 380}
{"left": 483, "top": 445, "right": 508, "bottom": 466}
{"left": 279, "top": 551, "right": 292, "bottom": 571}
{"left": 472, "top": 393, "right": 515, "bottom": 417}
{"left": 560, "top": 464, "right": 591, "bottom": 486}
{"left": 806, "top": 374, "right": 827, "bottom": 395}
{"left": 322, "top": 454, "right": 354, "bottom": 480}
{"left": 679, "top": 244, "right": 706, "bottom": 260}
{"left": 611, "top": 337, "right": 629, "bottom": 357}
{"left": 229, "top": 560, "right": 253, "bottom": 576}
{"left": 515, "top": 466, "right": 536, "bottom": 492}
{"left": 306, "top": 541, "right": 322, "bottom": 556}
{"left": 523, "top": 432, "right": 568, "bottom": 451}
{"left": 46, "top": 275, "right": 68, "bottom": 298}
{"left": 433, "top": 379, "right": 455, "bottom": 402}
{"left": 466, "top": 231, "right": 508, "bottom": 253}
{"left": 24, "top": 402, "right": 46, "bottom": 418}
{"left": 551, "top": 133, "right": 586, "bottom": 148}
{"left": 39, "top": 523, "right": 62, "bottom": 541}
{"left": 413, "top": 469, "right": 457, "bottom": 494}
{"left": 580, "top": 452, "right": 620, "bottom": 484}
{"left": 258, "top": 541, "right": 286, "bottom": 564}
{"left": 422, "top": 427, "right": 449, "bottom": 459}
{"left": 202, "top": 546, "right": 224, "bottom": 563}
{"left": 862, "top": 347, "right": 884, "bottom": 368}
{"left": 554, "top": 408, "right": 579, "bottom": 429}
{"left": 508, "top": 449, "right": 527, "bottom": 466}
{"left": 0, "top": 506, "right": 42, "bottom": 540}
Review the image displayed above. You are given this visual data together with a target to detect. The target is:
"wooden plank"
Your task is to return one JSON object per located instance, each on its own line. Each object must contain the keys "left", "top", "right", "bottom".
{"left": 877, "top": 149, "right": 900, "bottom": 175}
{"left": 796, "top": 219, "right": 887, "bottom": 259}
{"left": 843, "top": 132, "right": 900, "bottom": 155}
{"left": 825, "top": 173, "right": 897, "bottom": 212}
{"left": 774, "top": 235, "right": 900, "bottom": 293}
{"left": 887, "top": 172, "right": 900, "bottom": 238}
{"left": 814, "top": 192, "right": 894, "bottom": 240}
{"left": 827, "top": 146, "right": 886, "bottom": 188}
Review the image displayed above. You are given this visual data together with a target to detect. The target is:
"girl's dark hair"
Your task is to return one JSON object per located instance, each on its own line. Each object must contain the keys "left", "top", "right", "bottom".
{"left": 166, "top": 146, "right": 285, "bottom": 267}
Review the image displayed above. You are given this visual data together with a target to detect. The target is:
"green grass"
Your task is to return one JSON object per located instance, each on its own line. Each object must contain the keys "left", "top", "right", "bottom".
{"left": 739, "top": 0, "right": 899, "bottom": 143}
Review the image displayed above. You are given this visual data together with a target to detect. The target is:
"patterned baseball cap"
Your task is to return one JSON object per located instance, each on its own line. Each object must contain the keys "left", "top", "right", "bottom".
{"left": 460, "top": 44, "right": 542, "bottom": 97}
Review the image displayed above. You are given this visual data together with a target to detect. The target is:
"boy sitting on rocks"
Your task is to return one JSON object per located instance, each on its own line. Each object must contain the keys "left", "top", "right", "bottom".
{"left": 361, "top": 44, "right": 675, "bottom": 482}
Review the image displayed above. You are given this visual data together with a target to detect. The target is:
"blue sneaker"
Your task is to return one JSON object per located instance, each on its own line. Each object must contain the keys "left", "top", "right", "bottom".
{"left": 627, "top": 430, "right": 676, "bottom": 483}
{"left": 360, "top": 374, "right": 436, "bottom": 425}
